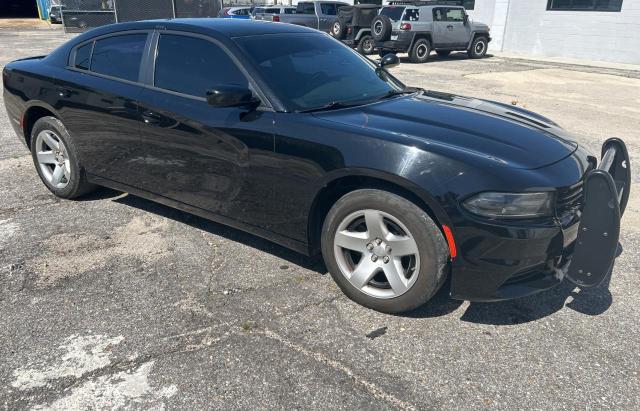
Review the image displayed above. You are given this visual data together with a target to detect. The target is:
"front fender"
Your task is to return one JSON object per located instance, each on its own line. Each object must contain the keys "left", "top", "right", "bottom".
{"left": 317, "top": 167, "right": 455, "bottom": 231}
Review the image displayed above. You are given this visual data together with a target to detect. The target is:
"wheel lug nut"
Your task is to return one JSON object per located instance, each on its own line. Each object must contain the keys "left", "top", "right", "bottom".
{"left": 375, "top": 238, "right": 382, "bottom": 245}
{"left": 366, "top": 243, "right": 374, "bottom": 251}
{"left": 371, "top": 255, "right": 378, "bottom": 262}
{"left": 386, "top": 246, "right": 392, "bottom": 253}
{"left": 383, "top": 256, "right": 389, "bottom": 264}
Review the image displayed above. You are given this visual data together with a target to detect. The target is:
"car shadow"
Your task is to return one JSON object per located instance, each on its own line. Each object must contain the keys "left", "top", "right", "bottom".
{"left": 77, "top": 188, "right": 613, "bottom": 324}
{"left": 397, "top": 53, "right": 494, "bottom": 64}
{"left": 108, "top": 192, "right": 327, "bottom": 275}
{"left": 458, "top": 272, "right": 613, "bottom": 325}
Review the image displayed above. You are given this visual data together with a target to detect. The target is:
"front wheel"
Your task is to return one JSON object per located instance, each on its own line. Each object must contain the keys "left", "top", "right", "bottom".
{"left": 356, "top": 34, "right": 375, "bottom": 55}
{"left": 468, "top": 36, "right": 488, "bottom": 59}
{"left": 409, "top": 38, "right": 431, "bottom": 64}
{"left": 321, "top": 189, "right": 449, "bottom": 313}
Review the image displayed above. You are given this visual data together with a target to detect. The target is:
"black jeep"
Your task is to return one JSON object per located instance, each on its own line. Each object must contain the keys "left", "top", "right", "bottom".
{"left": 330, "top": 4, "right": 381, "bottom": 55}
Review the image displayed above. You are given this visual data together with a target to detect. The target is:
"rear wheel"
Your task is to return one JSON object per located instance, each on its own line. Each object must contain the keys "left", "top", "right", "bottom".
{"left": 468, "top": 36, "right": 488, "bottom": 59}
{"left": 356, "top": 34, "right": 375, "bottom": 55}
{"left": 321, "top": 189, "right": 449, "bottom": 313}
{"left": 409, "top": 38, "right": 431, "bottom": 64}
{"left": 30, "top": 116, "right": 96, "bottom": 199}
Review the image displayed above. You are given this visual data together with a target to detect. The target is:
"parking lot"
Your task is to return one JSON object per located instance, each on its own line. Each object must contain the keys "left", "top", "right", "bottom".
{"left": 1, "top": 23, "right": 639, "bottom": 410}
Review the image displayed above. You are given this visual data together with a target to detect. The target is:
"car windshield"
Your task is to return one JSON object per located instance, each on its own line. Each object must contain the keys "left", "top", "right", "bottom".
{"left": 235, "top": 33, "right": 403, "bottom": 112}
{"left": 379, "top": 6, "right": 405, "bottom": 21}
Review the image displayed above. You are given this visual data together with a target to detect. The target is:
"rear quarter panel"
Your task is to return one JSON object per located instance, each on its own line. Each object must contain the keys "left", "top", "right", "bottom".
{"left": 3, "top": 58, "right": 62, "bottom": 147}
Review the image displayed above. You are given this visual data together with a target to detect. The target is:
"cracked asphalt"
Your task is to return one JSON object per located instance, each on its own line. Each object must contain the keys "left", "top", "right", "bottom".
{"left": 1, "top": 21, "right": 639, "bottom": 410}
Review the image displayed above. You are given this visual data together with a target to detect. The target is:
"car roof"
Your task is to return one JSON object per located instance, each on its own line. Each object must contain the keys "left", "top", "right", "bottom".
{"left": 68, "top": 19, "right": 317, "bottom": 43}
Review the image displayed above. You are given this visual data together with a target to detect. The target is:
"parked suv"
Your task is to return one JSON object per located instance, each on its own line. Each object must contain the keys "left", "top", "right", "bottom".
{"left": 252, "top": 6, "right": 296, "bottom": 21}
{"left": 274, "top": 1, "right": 349, "bottom": 32}
{"left": 372, "top": 1, "right": 491, "bottom": 63}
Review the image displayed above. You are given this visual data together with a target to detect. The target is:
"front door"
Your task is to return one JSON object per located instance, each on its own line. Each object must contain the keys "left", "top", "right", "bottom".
{"left": 432, "top": 7, "right": 469, "bottom": 47}
{"left": 135, "top": 32, "right": 276, "bottom": 229}
{"left": 443, "top": 8, "right": 470, "bottom": 46}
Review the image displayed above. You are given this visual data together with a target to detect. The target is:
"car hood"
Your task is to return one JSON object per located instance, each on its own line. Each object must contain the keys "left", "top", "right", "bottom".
{"left": 313, "top": 91, "right": 578, "bottom": 169}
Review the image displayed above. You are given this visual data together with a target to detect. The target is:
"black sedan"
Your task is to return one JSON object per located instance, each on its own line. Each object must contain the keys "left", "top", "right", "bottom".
{"left": 2, "top": 20, "right": 630, "bottom": 313}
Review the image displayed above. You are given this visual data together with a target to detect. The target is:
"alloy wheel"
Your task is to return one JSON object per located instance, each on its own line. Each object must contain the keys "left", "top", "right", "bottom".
{"left": 475, "top": 40, "right": 485, "bottom": 55}
{"left": 333, "top": 209, "right": 420, "bottom": 299}
{"left": 35, "top": 130, "right": 71, "bottom": 189}
{"left": 417, "top": 44, "right": 428, "bottom": 59}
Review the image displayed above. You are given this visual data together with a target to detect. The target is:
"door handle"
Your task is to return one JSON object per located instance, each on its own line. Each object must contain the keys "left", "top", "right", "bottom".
{"left": 56, "top": 87, "right": 72, "bottom": 98}
{"left": 141, "top": 111, "right": 163, "bottom": 125}
{"left": 447, "top": 25, "right": 453, "bottom": 30}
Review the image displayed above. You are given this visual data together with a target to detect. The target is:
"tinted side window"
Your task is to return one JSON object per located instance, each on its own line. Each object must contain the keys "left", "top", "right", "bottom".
{"left": 433, "top": 8, "right": 445, "bottom": 21}
{"left": 284, "top": 8, "right": 296, "bottom": 14}
{"left": 74, "top": 42, "right": 93, "bottom": 70}
{"left": 297, "top": 2, "right": 315, "bottom": 14}
{"left": 91, "top": 34, "right": 147, "bottom": 82}
{"left": 320, "top": 3, "right": 337, "bottom": 15}
{"left": 154, "top": 34, "right": 248, "bottom": 98}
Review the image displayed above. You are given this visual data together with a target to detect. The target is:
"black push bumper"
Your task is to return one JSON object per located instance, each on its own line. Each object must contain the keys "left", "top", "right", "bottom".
{"left": 450, "top": 139, "right": 631, "bottom": 301}
{"left": 564, "top": 138, "right": 630, "bottom": 287}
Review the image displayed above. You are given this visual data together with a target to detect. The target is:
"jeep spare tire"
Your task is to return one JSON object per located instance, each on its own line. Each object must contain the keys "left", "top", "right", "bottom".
{"left": 371, "top": 15, "right": 392, "bottom": 41}
{"left": 330, "top": 18, "right": 348, "bottom": 39}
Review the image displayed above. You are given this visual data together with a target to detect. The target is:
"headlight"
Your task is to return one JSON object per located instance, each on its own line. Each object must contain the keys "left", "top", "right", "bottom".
{"left": 462, "top": 192, "right": 554, "bottom": 219}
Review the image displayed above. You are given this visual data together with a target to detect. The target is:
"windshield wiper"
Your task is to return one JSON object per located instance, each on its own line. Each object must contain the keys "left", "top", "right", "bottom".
{"left": 298, "top": 100, "right": 361, "bottom": 113}
{"left": 378, "top": 87, "right": 424, "bottom": 100}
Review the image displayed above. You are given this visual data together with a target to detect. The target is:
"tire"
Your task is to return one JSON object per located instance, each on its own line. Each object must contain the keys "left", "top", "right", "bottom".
{"left": 371, "top": 15, "right": 392, "bottom": 41}
{"left": 467, "top": 36, "right": 488, "bottom": 59}
{"left": 30, "top": 116, "right": 96, "bottom": 199}
{"left": 436, "top": 50, "right": 451, "bottom": 57}
{"left": 409, "top": 38, "right": 431, "bottom": 64}
{"left": 321, "top": 189, "right": 449, "bottom": 314}
{"left": 329, "top": 18, "right": 347, "bottom": 39}
{"left": 356, "top": 34, "right": 375, "bottom": 55}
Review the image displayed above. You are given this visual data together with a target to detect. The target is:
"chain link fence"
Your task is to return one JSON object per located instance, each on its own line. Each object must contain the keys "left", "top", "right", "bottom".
{"left": 59, "top": 0, "right": 221, "bottom": 33}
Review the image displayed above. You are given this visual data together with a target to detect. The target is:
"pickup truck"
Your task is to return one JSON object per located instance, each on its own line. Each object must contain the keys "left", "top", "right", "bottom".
{"left": 274, "top": 1, "right": 349, "bottom": 31}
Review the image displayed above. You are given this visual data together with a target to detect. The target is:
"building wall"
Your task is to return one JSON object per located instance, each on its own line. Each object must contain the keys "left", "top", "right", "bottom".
{"left": 502, "top": 0, "right": 640, "bottom": 64}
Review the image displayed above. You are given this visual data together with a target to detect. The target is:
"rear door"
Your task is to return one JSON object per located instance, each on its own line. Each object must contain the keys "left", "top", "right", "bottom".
{"left": 318, "top": 2, "right": 339, "bottom": 31}
{"left": 56, "top": 31, "right": 149, "bottom": 184}
{"left": 295, "top": 2, "right": 319, "bottom": 27}
{"left": 135, "top": 32, "right": 276, "bottom": 228}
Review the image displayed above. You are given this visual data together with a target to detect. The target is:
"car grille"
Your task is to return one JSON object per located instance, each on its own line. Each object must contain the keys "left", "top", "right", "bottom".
{"left": 556, "top": 181, "right": 584, "bottom": 218}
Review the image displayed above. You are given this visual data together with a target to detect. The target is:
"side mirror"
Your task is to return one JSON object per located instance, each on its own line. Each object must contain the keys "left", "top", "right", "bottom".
{"left": 379, "top": 53, "right": 400, "bottom": 69}
{"left": 463, "top": 14, "right": 469, "bottom": 24}
{"left": 206, "top": 86, "right": 260, "bottom": 108}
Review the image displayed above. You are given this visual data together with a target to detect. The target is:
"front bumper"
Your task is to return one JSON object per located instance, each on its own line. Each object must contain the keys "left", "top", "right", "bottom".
{"left": 450, "top": 139, "right": 630, "bottom": 301}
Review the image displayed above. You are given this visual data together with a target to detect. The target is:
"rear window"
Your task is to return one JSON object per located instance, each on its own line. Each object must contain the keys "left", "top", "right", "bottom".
{"left": 380, "top": 6, "right": 405, "bottom": 21}
{"left": 265, "top": 8, "right": 280, "bottom": 13}
{"left": 90, "top": 34, "right": 147, "bottom": 82}
{"left": 404, "top": 8, "right": 419, "bottom": 21}
{"left": 74, "top": 42, "right": 92, "bottom": 70}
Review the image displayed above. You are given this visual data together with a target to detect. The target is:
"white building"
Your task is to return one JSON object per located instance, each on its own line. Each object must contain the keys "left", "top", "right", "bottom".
{"left": 464, "top": 0, "right": 639, "bottom": 64}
